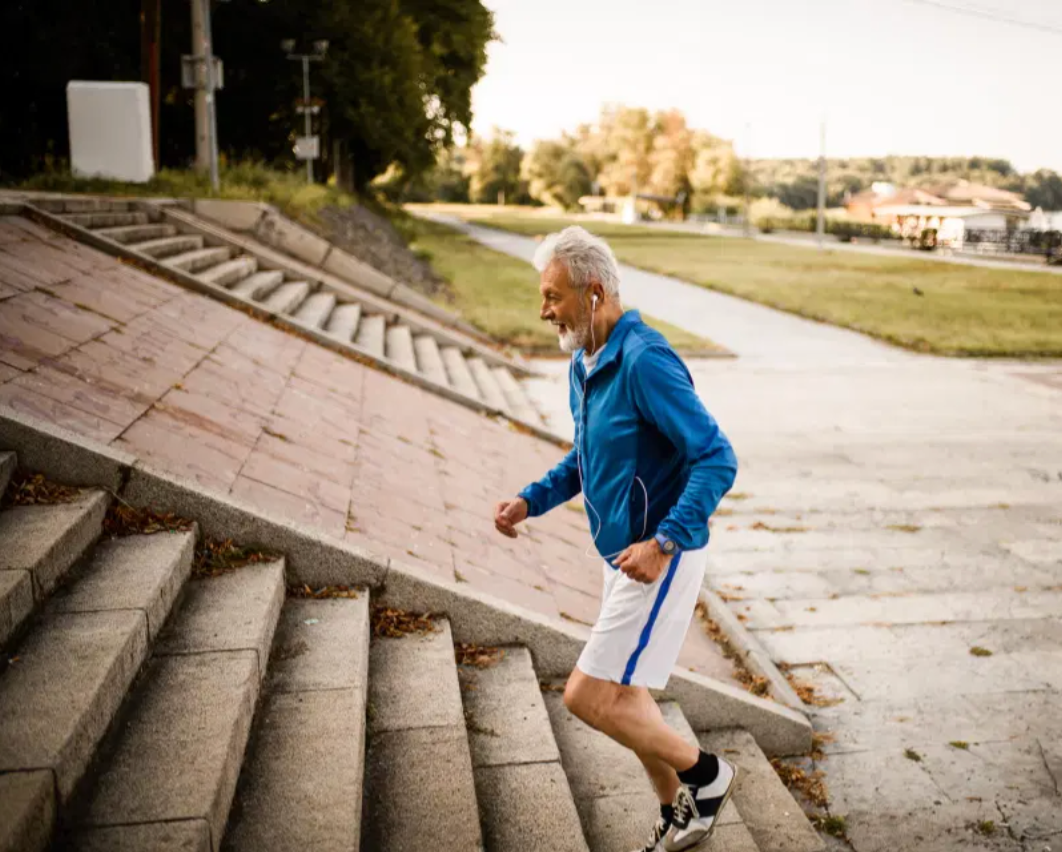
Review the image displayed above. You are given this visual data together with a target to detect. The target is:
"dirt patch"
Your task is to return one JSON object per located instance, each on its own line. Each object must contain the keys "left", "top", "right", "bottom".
{"left": 316, "top": 204, "right": 446, "bottom": 299}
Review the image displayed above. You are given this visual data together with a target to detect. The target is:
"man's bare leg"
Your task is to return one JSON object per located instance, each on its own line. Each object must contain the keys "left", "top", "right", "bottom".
{"left": 564, "top": 668, "right": 697, "bottom": 804}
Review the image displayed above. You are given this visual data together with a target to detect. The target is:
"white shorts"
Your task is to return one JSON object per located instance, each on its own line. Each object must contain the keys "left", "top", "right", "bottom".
{"left": 576, "top": 546, "right": 708, "bottom": 690}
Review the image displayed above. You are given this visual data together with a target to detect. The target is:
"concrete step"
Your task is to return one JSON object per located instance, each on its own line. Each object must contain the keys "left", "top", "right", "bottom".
{"left": 224, "top": 596, "right": 371, "bottom": 852}
{"left": 165, "top": 246, "right": 233, "bottom": 274}
{"left": 468, "top": 358, "right": 510, "bottom": 412}
{"left": 441, "top": 347, "right": 481, "bottom": 399}
{"left": 292, "top": 291, "right": 337, "bottom": 330}
{"left": 324, "top": 302, "right": 362, "bottom": 343}
{"left": 362, "top": 618, "right": 483, "bottom": 852}
{"left": 458, "top": 647, "right": 587, "bottom": 852}
{"left": 354, "top": 314, "right": 386, "bottom": 359}
{"left": 200, "top": 256, "right": 259, "bottom": 287}
{"left": 544, "top": 692, "right": 752, "bottom": 852}
{"left": 95, "top": 223, "right": 177, "bottom": 244}
{"left": 261, "top": 281, "right": 312, "bottom": 315}
{"left": 0, "top": 450, "right": 15, "bottom": 498}
{"left": 35, "top": 198, "right": 134, "bottom": 215}
{"left": 700, "top": 729, "right": 825, "bottom": 852}
{"left": 72, "top": 561, "right": 285, "bottom": 850}
{"left": 131, "top": 234, "right": 205, "bottom": 259}
{"left": 385, "top": 324, "right": 417, "bottom": 372}
{"left": 492, "top": 367, "right": 540, "bottom": 424}
{"left": 0, "top": 488, "right": 109, "bottom": 607}
{"left": 65, "top": 211, "right": 150, "bottom": 229}
{"left": 413, "top": 335, "right": 450, "bottom": 386}
{"left": 0, "top": 531, "right": 195, "bottom": 852}
{"left": 230, "top": 270, "right": 284, "bottom": 299}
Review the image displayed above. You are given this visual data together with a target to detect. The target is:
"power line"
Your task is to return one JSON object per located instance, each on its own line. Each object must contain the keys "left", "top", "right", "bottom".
{"left": 900, "top": 0, "right": 1062, "bottom": 36}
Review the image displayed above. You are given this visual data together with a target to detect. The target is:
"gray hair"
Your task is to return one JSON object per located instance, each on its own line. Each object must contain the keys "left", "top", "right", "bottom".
{"left": 532, "top": 226, "right": 621, "bottom": 298}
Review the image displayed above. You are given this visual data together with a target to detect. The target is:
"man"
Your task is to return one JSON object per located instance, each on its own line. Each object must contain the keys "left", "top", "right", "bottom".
{"left": 494, "top": 226, "right": 739, "bottom": 852}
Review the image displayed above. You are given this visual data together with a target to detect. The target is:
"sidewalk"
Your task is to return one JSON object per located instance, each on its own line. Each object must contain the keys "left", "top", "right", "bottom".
{"left": 451, "top": 217, "right": 1062, "bottom": 851}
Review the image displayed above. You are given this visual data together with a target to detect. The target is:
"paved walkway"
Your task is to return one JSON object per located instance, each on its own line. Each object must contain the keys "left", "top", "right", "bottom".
{"left": 0, "top": 215, "right": 735, "bottom": 687}
{"left": 448, "top": 217, "right": 1062, "bottom": 851}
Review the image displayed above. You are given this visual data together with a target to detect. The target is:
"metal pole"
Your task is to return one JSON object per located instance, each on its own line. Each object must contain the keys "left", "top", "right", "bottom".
{"left": 191, "top": 0, "right": 209, "bottom": 175}
{"left": 303, "top": 56, "right": 313, "bottom": 183}
{"left": 140, "top": 0, "right": 161, "bottom": 170}
{"left": 743, "top": 123, "right": 752, "bottom": 238}
{"left": 202, "top": 0, "right": 220, "bottom": 190}
{"left": 817, "top": 119, "right": 827, "bottom": 249}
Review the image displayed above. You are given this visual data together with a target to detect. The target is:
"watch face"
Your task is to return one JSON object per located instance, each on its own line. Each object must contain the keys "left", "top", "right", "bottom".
{"left": 662, "top": 539, "right": 675, "bottom": 554}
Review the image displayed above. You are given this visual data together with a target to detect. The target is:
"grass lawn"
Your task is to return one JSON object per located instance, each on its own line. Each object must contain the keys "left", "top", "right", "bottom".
{"left": 400, "top": 214, "right": 727, "bottom": 355}
{"left": 17, "top": 163, "right": 355, "bottom": 221}
{"left": 421, "top": 206, "right": 1062, "bottom": 357}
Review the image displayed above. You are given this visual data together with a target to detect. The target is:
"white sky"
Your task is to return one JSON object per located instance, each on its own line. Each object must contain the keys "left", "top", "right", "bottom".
{"left": 471, "top": 0, "right": 1062, "bottom": 173}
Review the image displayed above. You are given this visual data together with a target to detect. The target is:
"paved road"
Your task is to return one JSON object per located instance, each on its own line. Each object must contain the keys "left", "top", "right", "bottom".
{"left": 439, "top": 215, "right": 1062, "bottom": 851}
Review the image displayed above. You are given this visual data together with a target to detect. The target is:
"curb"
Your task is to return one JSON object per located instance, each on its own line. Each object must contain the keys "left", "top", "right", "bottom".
{"left": 699, "top": 587, "right": 808, "bottom": 715}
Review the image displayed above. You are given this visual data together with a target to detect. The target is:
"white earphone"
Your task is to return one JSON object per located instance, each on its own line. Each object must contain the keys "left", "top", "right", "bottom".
{"left": 572, "top": 288, "right": 649, "bottom": 561}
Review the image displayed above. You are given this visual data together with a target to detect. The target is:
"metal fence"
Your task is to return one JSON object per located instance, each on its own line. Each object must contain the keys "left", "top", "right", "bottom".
{"left": 963, "top": 228, "right": 1062, "bottom": 262}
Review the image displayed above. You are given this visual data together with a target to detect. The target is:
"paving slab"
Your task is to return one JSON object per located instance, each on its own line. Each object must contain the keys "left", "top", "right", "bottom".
{"left": 76, "top": 651, "right": 259, "bottom": 852}
{"left": 223, "top": 688, "right": 365, "bottom": 852}
{"left": 0, "top": 490, "right": 109, "bottom": 597}
{"left": 265, "top": 596, "right": 369, "bottom": 693}
{"left": 0, "top": 610, "right": 148, "bottom": 801}
{"left": 154, "top": 561, "right": 285, "bottom": 679}
{"left": 0, "top": 769, "right": 55, "bottom": 852}
{"left": 474, "top": 762, "right": 588, "bottom": 852}
{"left": 367, "top": 618, "right": 464, "bottom": 733}
{"left": 50, "top": 530, "right": 194, "bottom": 639}
{"left": 76, "top": 820, "right": 213, "bottom": 852}
{"left": 361, "top": 724, "right": 483, "bottom": 852}
{"left": 458, "top": 645, "right": 560, "bottom": 767}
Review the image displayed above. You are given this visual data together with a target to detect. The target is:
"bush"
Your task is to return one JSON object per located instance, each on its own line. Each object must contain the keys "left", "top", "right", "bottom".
{"left": 827, "top": 220, "right": 895, "bottom": 242}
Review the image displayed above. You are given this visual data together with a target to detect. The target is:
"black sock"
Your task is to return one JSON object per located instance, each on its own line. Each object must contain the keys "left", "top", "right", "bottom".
{"left": 678, "top": 751, "right": 719, "bottom": 787}
{"left": 660, "top": 803, "right": 674, "bottom": 825}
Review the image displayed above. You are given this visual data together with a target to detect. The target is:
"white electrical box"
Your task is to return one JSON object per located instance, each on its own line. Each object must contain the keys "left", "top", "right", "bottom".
{"left": 294, "top": 136, "right": 320, "bottom": 161}
{"left": 67, "top": 81, "right": 155, "bottom": 183}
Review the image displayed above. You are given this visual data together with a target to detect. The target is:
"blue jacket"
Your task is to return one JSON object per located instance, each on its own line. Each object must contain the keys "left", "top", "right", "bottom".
{"left": 519, "top": 311, "right": 738, "bottom": 564}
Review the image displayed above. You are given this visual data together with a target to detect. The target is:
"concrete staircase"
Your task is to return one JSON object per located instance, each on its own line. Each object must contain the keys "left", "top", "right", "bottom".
{"left": 0, "top": 451, "right": 824, "bottom": 852}
{"left": 26, "top": 198, "right": 547, "bottom": 437}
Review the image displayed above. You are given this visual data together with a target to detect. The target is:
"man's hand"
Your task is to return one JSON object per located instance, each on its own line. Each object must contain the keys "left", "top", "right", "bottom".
{"left": 494, "top": 497, "right": 529, "bottom": 539}
{"left": 615, "top": 538, "right": 673, "bottom": 584}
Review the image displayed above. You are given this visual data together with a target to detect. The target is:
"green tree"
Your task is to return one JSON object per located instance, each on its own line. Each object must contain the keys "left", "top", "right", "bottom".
{"left": 1024, "top": 169, "right": 1062, "bottom": 211}
{"left": 465, "top": 129, "right": 526, "bottom": 203}
{"left": 522, "top": 139, "right": 592, "bottom": 209}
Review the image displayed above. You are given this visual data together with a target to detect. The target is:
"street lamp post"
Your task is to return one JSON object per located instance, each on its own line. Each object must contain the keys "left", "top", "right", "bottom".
{"left": 282, "top": 39, "right": 328, "bottom": 183}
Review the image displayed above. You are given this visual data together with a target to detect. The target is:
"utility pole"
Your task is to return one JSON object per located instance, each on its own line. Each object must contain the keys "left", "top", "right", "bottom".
{"left": 140, "top": 0, "right": 161, "bottom": 169}
{"left": 283, "top": 40, "right": 328, "bottom": 183}
{"left": 743, "top": 123, "right": 752, "bottom": 238}
{"left": 816, "top": 118, "right": 827, "bottom": 249}
{"left": 189, "top": 0, "right": 219, "bottom": 189}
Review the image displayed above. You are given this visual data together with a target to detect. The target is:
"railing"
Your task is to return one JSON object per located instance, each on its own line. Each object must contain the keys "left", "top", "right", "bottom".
{"left": 962, "top": 228, "right": 1062, "bottom": 263}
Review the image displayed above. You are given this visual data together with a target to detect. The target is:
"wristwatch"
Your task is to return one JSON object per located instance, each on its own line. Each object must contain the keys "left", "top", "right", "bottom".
{"left": 654, "top": 532, "right": 678, "bottom": 556}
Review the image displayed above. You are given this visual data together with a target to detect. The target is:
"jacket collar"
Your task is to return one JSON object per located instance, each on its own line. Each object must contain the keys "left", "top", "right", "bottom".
{"left": 576, "top": 310, "right": 642, "bottom": 378}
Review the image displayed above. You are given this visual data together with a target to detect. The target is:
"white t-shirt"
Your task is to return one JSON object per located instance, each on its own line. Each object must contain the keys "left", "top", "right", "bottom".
{"left": 582, "top": 347, "right": 602, "bottom": 375}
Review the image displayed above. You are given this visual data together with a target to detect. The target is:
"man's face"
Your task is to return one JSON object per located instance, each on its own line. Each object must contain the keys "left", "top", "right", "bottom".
{"left": 539, "top": 260, "right": 591, "bottom": 353}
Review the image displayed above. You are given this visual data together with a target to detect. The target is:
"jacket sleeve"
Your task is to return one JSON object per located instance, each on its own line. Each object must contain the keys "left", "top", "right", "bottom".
{"left": 517, "top": 447, "right": 581, "bottom": 517}
{"left": 628, "top": 345, "right": 738, "bottom": 550}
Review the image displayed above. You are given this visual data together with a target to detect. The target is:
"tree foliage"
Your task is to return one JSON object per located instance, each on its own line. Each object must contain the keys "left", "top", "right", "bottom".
{"left": 464, "top": 129, "right": 528, "bottom": 204}
{"left": 521, "top": 139, "right": 592, "bottom": 210}
{"left": 0, "top": 0, "right": 493, "bottom": 188}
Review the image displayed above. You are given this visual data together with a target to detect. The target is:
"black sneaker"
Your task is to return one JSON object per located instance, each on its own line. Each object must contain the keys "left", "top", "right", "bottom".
{"left": 631, "top": 813, "right": 670, "bottom": 852}
{"left": 663, "top": 757, "right": 738, "bottom": 851}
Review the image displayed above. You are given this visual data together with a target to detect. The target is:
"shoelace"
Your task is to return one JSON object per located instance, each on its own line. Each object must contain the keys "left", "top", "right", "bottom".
{"left": 672, "top": 786, "right": 695, "bottom": 828}
{"left": 638, "top": 816, "right": 669, "bottom": 852}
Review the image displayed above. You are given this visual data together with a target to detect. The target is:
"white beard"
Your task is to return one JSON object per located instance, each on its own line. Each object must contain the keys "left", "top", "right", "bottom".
{"left": 557, "top": 305, "right": 591, "bottom": 353}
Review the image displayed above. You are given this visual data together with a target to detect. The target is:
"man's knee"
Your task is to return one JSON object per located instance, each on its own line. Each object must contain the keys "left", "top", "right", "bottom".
{"left": 564, "top": 670, "right": 607, "bottom": 724}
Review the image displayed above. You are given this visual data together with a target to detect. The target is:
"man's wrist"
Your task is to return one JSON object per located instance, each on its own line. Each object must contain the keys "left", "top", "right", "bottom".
{"left": 653, "top": 531, "right": 678, "bottom": 556}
